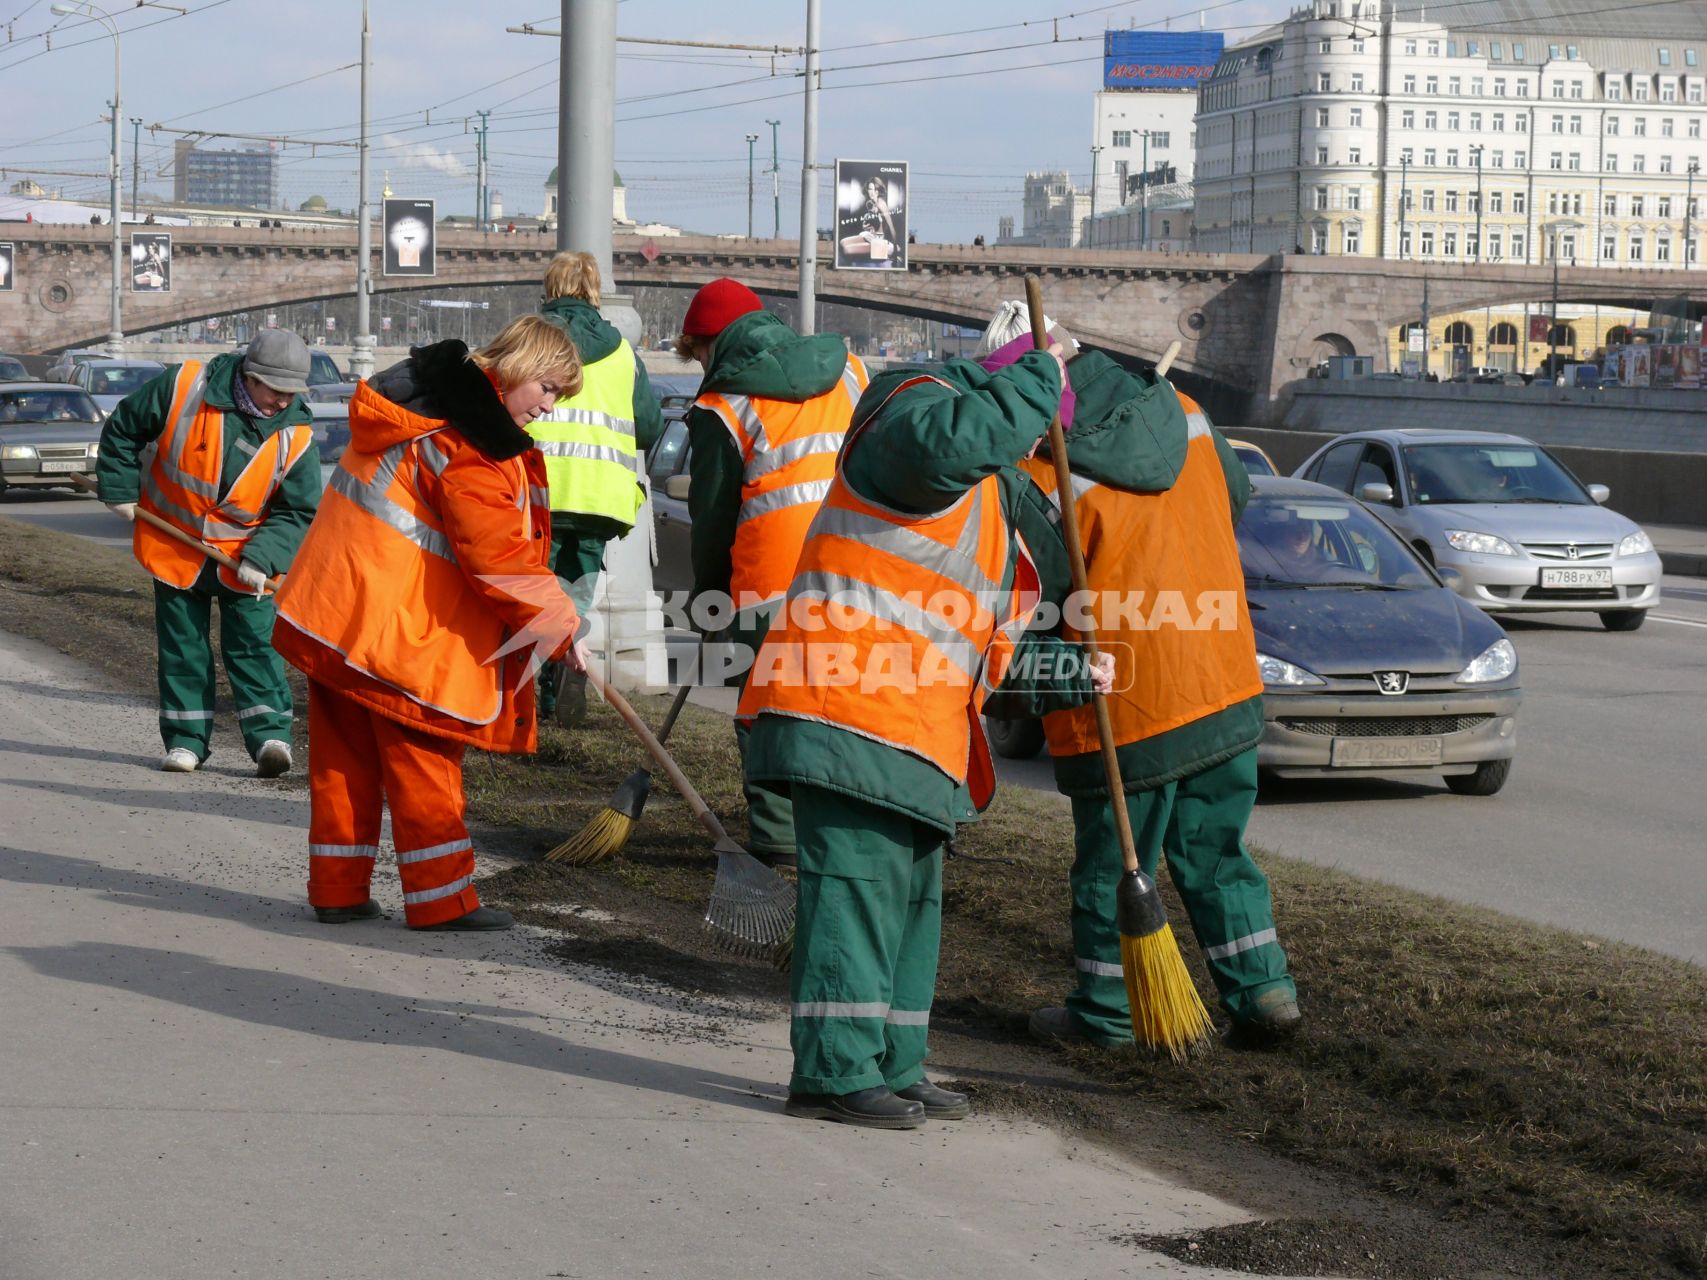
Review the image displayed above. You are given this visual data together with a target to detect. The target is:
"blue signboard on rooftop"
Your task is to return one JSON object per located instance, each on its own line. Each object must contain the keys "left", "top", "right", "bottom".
{"left": 1103, "top": 31, "right": 1225, "bottom": 91}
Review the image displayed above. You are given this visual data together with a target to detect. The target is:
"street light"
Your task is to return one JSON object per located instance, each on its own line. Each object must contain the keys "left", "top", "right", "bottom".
{"left": 764, "top": 118, "right": 781, "bottom": 239}
{"left": 745, "top": 132, "right": 759, "bottom": 239}
{"left": 1088, "top": 144, "right": 1103, "bottom": 247}
{"left": 1685, "top": 160, "right": 1700, "bottom": 270}
{"left": 1470, "top": 145, "right": 1484, "bottom": 264}
{"left": 1398, "top": 155, "right": 1409, "bottom": 260}
{"left": 52, "top": 0, "right": 122, "bottom": 356}
{"left": 1542, "top": 218, "right": 1583, "bottom": 379}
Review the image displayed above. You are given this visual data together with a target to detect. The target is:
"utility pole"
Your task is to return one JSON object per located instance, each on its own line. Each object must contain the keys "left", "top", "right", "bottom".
{"left": 475, "top": 109, "right": 491, "bottom": 230}
{"left": 798, "top": 0, "right": 821, "bottom": 333}
{"left": 1420, "top": 270, "right": 1431, "bottom": 381}
{"left": 1398, "top": 155, "right": 1408, "bottom": 259}
{"left": 766, "top": 117, "right": 781, "bottom": 238}
{"left": 1140, "top": 131, "right": 1150, "bottom": 250}
{"left": 1088, "top": 143, "right": 1103, "bottom": 247}
{"left": 1686, "top": 161, "right": 1699, "bottom": 269}
{"left": 745, "top": 132, "right": 759, "bottom": 239}
{"left": 1472, "top": 145, "right": 1484, "bottom": 263}
{"left": 52, "top": 1, "right": 123, "bottom": 355}
{"left": 351, "top": 0, "right": 374, "bottom": 379}
{"left": 129, "top": 116, "right": 141, "bottom": 218}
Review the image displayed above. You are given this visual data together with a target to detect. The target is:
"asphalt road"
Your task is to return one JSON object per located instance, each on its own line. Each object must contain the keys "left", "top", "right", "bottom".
{"left": 999, "top": 577, "right": 1707, "bottom": 968}
{"left": 9, "top": 489, "right": 1703, "bottom": 965}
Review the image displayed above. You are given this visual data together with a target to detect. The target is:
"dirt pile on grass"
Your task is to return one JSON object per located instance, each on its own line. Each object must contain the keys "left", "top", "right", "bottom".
{"left": 6, "top": 512, "right": 1704, "bottom": 1279}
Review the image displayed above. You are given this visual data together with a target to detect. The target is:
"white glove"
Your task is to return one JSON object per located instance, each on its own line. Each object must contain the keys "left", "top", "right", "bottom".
{"left": 235, "top": 559, "right": 270, "bottom": 595}
{"left": 105, "top": 501, "right": 137, "bottom": 522}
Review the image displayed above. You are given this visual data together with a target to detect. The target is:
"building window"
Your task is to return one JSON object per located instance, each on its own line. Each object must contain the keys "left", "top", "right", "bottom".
{"left": 1491, "top": 41, "right": 1503, "bottom": 61}
{"left": 1344, "top": 224, "right": 1361, "bottom": 253}
{"left": 1660, "top": 155, "right": 1673, "bottom": 172}
{"left": 1691, "top": 86, "right": 1704, "bottom": 104}
{"left": 1400, "top": 228, "right": 1413, "bottom": 256}
{"left": 1425, "top": 110, "right": 1439, "bottom": 129}
{"left": 1659, "top": 195, "right": 1672, "bottom": 216}
{"left": 1604, "top": 193, "right": 1618, "bottom": 215}
{"left": 1514, "top": 150, "right": 1527, "bottom": 167}
{"left": 1513, "top": 191, "right": 1527, "bottom": 213}
{"left": 1312, "top": 225, "right": 1329, "bottom": 253}
{"left": 1572, "top": 82, "right": 1584, "bottom": 99}
{"left": 1569, "top": 114, "right": 1582, "bottom": 133}
{"left": 1490, "top": 191, "right": 1504, "bottom": 212}
{"left": 1658, "top": 47, "right": 1671, "bottom": 66}
{"left": 1494, "top": 78, "right": 1507, "bottom": 96}
{"left": 1352, "top": 39, "right": 1365, "bottom": 53}
{"left": 1468, "top": 190, "right": 1481, "bottom": 213}
{"left": 1607, "top": 81, "right": 1622, "bottom": 100}
{"left": 1319, "top": 38, "right": 1332, "bottom": 53}
{"left": 1491, "top": 150, "right": 1505, "bottom": 167}
{"left": 1632, "top": 194, "right": 1646, "bottom": 215}
{"left": 1402, "top": 187, "right": 1414, "bottom": 210}
{"left": 1551, "top": 113, "right": 1564, "bottom": 132}
{"left": 1405, "top": 39, "right": 1417, "bottom": 55}
{"left": 1659, "top": 237, "right": 1674, "bottom": 262}
{"left": 1444, "top": 230, "right": 1459, "bottom": 255}
{"left": 1633, "top": 155, "right": 1646, "bottom": 172}
{"left": 1314, "top": 185, "right": 1329, "bottom": 210}
{"left": 1423, "top": 148, "right": 1437, "bottom": 165}
{"left": 1347, "top": 188, "right": 1362, "bottom": 210}
{"left": 1606, "top": 116, "right": 1620, "bottom": 135}
{"left": 1634, "top": 116, "right": 1648, "bottom": 135}
{"left": 1449, "top": 111, "right": 1462, "bottom": 130}
{"left": 1112, "top": 130, "right": 1132, "bottom": 146}
{"left": 1449, "top": 77, "right": 1462, "bottom": 95}
{"left": 1488, "top": 230, "right": 1502, "bottom": 257}
{"left": 1446, "top": 190, "right": 1460, "bottom": 212}
{"left": 1422, "top": 189, "right": 1436, "bottom": 211}
{"left": 1516, "top": 114, "right": 1528, "bottom": 132}
{"left": 1426, "top": 76, "right": 1438, "bottom": 94}
{"left": 1319, "top": 72, "right": 1332, "bottom": 91}
{"left": 1549, "top": 152, "right": 1563, "bottom": 169}
{"left": 1551, "top": 81, "right": 1565, "bottom": 99}
{"left": 1602, "top": 233, "right": 1618, "bottom": 260}
{"left": 1428, "top": 40, "right": 1441, "bottom": 56}
{"left": 1635, "top": 80, "right": 1649, "bottom": 100}
{"left": 1404, "top": 74, "right": 1417, "bottom": 93}
{"left": 1349, "top": 107, "right": 1363, "bottom": 126}
{"left": 1400, "top": 146, "right": 1414, "bottom": 163}
{"left": 1470, "top": 112, "right": 1483, "bottom": 130}
{"left": 1513, "top": 43, "right": 1525, "bottom": 60}
{"left": 1349, "top": 146, "right": 1362, "bottom": 163}
{"left": 1662, "top": 117, "right": 1675, "bottom": 136}
{"left": 1629, "top": 232, "right": 1644, "bottom": 260}
{"left": 1316, "top": 107, "right": 1330, "bottom": 127}
{"left": 1569, "top": 153, "right": 1581, "bottom": 170}
{"left": 1606, "top": 154, "right": 1619, "bottom": 171}
{"left": 1351, "top": 72, "right": 1365, "bottom": 91}
{"left": 1402, "top": 109, "right": 1415, "bottom": 128}
{"left": 1447, "top": 40, "right": 1458, "bottom": 57}
{"left": 1466, "top": 231, "right": 1479, "bottom": 257}
{"left": 1493, "top": 112, "right": 1507, "bottom": 131}
{"left": 1692, "top": 118, "right": 1702, "bottom": 136}
{"left": 1152, "top": 131, "right": 1170, "bottom": 148}
{"left": 1688, "top": 48, "right": 1699, "bottom": 66}
{"left": 1518, "top": 81, "right": 1530, "bottom": 97}
{"left": 1420, "top": 230, "right": 1436, "bottom": 255}
{"left": 1549, "top": 44, "right": 1561, "bottom": 59}
{"left": 1316, "top": 146, "right": 1329, "bottom": 163}
{"left": 1511, "top": 231, "right": 1526, "bottom": 258}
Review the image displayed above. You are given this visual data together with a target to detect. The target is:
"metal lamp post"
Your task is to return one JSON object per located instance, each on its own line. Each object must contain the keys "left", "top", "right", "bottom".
{"left": 1543, "top": 218, "right": 1583, "bottom": 379}
{"left": 1471, "top": 145, "right": 1484, "bottom": 263}
{"left": 1686, "top": 161, "right": 1699, "bottom": 269}
{"left": 765, "top": 118, "right": 781, "bottom": 238}
{"left": 1398, "top": 155, "right": 1408, "bottom": 260}
{"left": 52, "top": 0, "right": 123, "bottom": 356}
{"left": 745, "top": 132, "right": 759, "bottom": 239}
{"left": 1088, "top": 144, "right": 1103, "bottom": 247}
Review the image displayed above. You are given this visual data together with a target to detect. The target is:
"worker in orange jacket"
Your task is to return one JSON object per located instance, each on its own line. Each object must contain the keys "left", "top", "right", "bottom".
{"left": 273, "top": 317, "right": 587, "bottom": 931}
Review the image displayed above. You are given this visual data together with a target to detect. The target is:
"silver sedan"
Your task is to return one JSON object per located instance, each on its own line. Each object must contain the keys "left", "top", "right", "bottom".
{"left": 1294, "top": 429, "right": 1662, "bottom": 631}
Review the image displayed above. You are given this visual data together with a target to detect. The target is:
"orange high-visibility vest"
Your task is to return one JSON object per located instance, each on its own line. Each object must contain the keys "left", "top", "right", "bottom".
{"left": 694, "top": 354, "right": 868, "bottom": 610}
{"left": 738, "top": 375, "right": 1037, "bottom": 809}
{"left": 135, "top": 360, "right": 314, "bottom": 592}
{"left": 274, "top": 385, "right": 554, "bottom": 727}
{"left": 1021, "top": 387, "right": 1261, "bottom": 758}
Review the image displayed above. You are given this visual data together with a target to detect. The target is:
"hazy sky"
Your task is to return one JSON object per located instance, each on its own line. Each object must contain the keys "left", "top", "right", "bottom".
{"left": 0, "top": 0, "right": 1292, "bottom": 242}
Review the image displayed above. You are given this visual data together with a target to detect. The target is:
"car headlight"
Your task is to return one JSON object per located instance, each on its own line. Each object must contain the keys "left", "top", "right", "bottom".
{"left": 1, "top": 444, "right": 37, "bottom": 460}
{"left": 1445, "top": 529, "right": 1516, "bottom": 556}
{"left": 1456, "top": 638, "right": 1517, "bottom": 685}
{"left": 1256, "top": 652, "right": 1325, "bottom": 687}
{"left": 1617, "top": 530, "right": 1653, "bottom": 557}
{"left": 86, "top": 440, "right": 101, "bottom": 457}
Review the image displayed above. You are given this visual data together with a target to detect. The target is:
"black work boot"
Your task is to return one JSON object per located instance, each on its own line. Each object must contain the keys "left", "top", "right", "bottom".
{"left": 416, "top": 906, "right": 514, "bottom": 932}
{"left": 315, "top": 899, "right": 383, "bottom": 924}
{"left": 784, "top": 1086, "right": 926, "bottom": 1130}
{"left": 893, "top": 1079, "right": 970, "bottom": 1120}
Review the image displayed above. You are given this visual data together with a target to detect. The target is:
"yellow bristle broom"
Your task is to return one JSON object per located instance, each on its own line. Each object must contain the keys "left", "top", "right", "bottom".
{"left": 546, "top": 684, "right": 692, "bottom": 865}
{"left": 1023, "top": 276, "right": 1213, "bottom": 1062}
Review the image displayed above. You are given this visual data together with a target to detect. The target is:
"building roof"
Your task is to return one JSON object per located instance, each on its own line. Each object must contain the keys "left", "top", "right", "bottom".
{"left": 1399, "top": 0, "right": 1707, "bottom": 42}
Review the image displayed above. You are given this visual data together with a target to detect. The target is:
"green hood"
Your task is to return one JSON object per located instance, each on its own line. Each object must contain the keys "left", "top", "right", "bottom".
{"left": 539, "top": 296, "right": 621, "bottom": 364}
{"left": 1053, "top": 350, "right": 1187, "bottom": 493}
{"left": 700, "top": 310, "right": 848, "bottom": 403}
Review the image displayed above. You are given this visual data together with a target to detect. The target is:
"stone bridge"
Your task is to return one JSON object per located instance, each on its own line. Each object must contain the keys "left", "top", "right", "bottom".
{"left": 3, "top": 223, "right": 1702, "bottom": 423}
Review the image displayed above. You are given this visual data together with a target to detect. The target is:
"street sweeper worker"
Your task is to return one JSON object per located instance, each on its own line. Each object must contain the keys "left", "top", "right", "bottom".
{"left": 272, "top": 318, "right": 588, "bottom": 932}
{"left": 736, "top": 344, "right": 1112, "bottom": 1130}
{"left": 1014, "top": 346, "right": 1301, "bottom": 1048}
{"left": 531, "top": 250, "right": 665, "bottom": 725}
{"left": 677, "top": 276, "right": 869, "bottom": 867}
{"left": 95, "top": 330, "right": 321, "bottom": 777}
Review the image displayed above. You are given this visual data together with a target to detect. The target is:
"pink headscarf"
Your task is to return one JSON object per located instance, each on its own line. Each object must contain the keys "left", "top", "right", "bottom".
{"left": 977, "top": 332, "right": 1074, "bottom": 432}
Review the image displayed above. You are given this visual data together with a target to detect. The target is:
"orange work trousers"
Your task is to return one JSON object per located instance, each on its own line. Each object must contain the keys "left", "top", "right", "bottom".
{"left": 306, "top": 679, "right": 484, "bottom": 928}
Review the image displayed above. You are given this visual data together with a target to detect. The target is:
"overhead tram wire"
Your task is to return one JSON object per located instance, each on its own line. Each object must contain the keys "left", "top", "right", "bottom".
{"left": 0, "top": 0, "right": 235, "bottom": 73}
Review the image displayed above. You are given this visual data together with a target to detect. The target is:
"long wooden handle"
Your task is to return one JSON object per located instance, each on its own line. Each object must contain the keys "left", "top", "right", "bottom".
{"left": 582, "top": 665, "right": 732, "bottom": 844}
{"left": 655, "top": 682, "right": 694, "bottom": 746}
{"left": 72, "top": 473, "right": 283, "bottom": 592}
{"left": 1023, "top": 275, "right": 1142, "bottom": 877}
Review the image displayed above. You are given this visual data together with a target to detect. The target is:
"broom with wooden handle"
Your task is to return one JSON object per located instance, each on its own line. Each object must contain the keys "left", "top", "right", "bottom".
{"left": 545, "top": 682, "right": 692, "bottom": 864}
{"left": 73, "top": 474, "right": 283, "bottom": 593}
{"left": 1022, "top": 275, "right": 1211, "bottom": 1062}
{"left": 578, "top": 665, "right": 794, "bottom": 962}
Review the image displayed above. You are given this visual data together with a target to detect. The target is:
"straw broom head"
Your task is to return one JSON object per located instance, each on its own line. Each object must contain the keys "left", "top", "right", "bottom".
{"left": 1116, "top": 869, "right": 1215, "bottom": 1062}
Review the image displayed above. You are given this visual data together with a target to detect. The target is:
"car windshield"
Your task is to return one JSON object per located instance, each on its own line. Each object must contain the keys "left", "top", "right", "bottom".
{"left": 309, "top": 352, "right": 343, "bottom": 385}
{"left": 0, "top": 390, "right": 100, "bottom": 424}
{"left": 88, "top": 365, "right": 161, "bottom": 395}
{"left": 1238, "top": 494, "right": 1434, "bottom": 589}
{"left": 0, "top": 358, "right": 27, "bottom": 379}
{"left": 1402, "top": 443, "right": 1588, "bottom": 505}
{"left": 1234, "top": 447, "right": 1275, "bottom": 476}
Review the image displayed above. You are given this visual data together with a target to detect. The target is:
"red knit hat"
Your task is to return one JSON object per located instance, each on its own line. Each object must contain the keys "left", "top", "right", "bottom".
{"left": 681, "top": 277, "right": 764, "bottom": 338}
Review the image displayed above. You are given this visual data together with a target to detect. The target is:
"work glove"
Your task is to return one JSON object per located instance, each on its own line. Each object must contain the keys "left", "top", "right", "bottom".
{"left": 235, "top": 559, "right": 270, "bottom": 595}
{"left": 105, "top": 501, "right": 137, "bottom": 522}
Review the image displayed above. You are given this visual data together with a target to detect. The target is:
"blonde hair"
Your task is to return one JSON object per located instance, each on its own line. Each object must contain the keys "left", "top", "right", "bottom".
{"left": 543, "top": 250, "right": 602, "bottom": 307}
{"left": 471, "top": 315, "right": 584, "bottom": 398}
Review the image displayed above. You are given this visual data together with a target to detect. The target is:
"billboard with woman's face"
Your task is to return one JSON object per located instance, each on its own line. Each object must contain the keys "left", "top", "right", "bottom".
{"left": 131, "top": 233, "right": 171, "bottom": 293}
{"left": 834, "top": 160, "right": 907, "bottom": 271}
{"left": 0, "top": 243, "right": 13, "bottom": 292}
{"left": 384, "top": 199, "right": 436, "bottom": 277}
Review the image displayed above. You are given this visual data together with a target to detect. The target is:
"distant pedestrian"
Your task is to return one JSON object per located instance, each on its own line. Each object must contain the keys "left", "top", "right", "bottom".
{"left": 96, "top": 330, "right": 322, "bottom": 776}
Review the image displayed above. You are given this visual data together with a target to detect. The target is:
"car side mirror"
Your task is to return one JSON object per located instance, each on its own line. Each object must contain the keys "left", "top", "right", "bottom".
{"left": 1586, "top": 483, "right": 1610, "bottom": 504}
{"left": 664, "top": 474, "right": 692, "bottom": 502}
{"left": 1357, "top": 481, "right": 1395, "bottom": 504}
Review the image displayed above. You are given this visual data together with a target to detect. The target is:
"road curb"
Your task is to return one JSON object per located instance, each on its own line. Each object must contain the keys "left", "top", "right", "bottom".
{"left": 1659, "top": 549, "right": 1707, "bottom": 579}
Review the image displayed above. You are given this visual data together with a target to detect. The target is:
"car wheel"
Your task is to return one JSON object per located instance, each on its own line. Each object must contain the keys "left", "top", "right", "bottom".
{"left": 985, "top": 715, "right": 1045, "bottom": 760}
{"left": 1598, "top": 609, "right": 1647, "bottom": 632}
{"left": 1445, "top": 758, "right": 1511, "bottom": 796}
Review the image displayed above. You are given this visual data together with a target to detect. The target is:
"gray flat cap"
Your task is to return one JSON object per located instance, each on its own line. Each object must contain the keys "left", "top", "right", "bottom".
{"left": 243, "top": 330, "right": 312, "bottom": 395}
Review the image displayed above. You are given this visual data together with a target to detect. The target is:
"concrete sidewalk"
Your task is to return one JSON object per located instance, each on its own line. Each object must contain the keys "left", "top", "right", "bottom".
{"left": 1650, "top": 524, "right": 1707, "bottom": 578}
{"left": 0, "top": 629, "right": 1296, "bottom": 1280}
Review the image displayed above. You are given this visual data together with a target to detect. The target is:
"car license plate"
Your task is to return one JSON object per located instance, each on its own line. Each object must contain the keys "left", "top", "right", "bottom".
{"left": 1330, "top": 736, "right": 1444, "bottom": 768}
{"left": 39, "top": 459, "right": 91, "bottom": 473}
{"left": 1540, "top": 567, "right": 1612, "bottom": 589}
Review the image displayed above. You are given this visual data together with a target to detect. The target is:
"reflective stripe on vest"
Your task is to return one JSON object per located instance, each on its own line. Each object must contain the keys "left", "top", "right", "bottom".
{"left": 527, "top": 338, "right": 643, "bottom": 527}
{"left": 737, "top": 379, "right": 1037, "bottom": 802}
{"left": 695, "top": 353, "right": 867, "bottom": 609}
{"left": 135, "top": 360, "right": 312, "bottom": 591}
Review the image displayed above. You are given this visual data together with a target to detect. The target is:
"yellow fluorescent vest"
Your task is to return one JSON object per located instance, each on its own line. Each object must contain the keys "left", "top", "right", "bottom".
{"left": 527, "top": 337, "right": 643, "bottom": 527}
{"left": 135, "top": 360, "right": 313, "bottom": 592}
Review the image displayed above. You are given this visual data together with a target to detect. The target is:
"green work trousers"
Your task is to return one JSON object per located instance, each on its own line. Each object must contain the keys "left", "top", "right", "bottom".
{"left": 540, "top": 531, "right": 607, "bottom": 717}
{"left": 153, "top": 576, "right": 294, "bottom": 762}
{"left": 729, "top": 606, "right": 794, "bottom": 858}
{"left": 789, "top": 783, "right": 944, "bottom": 1096}
{"left": 1066, "top": 747, "right": 1294, "bottom": 1042}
